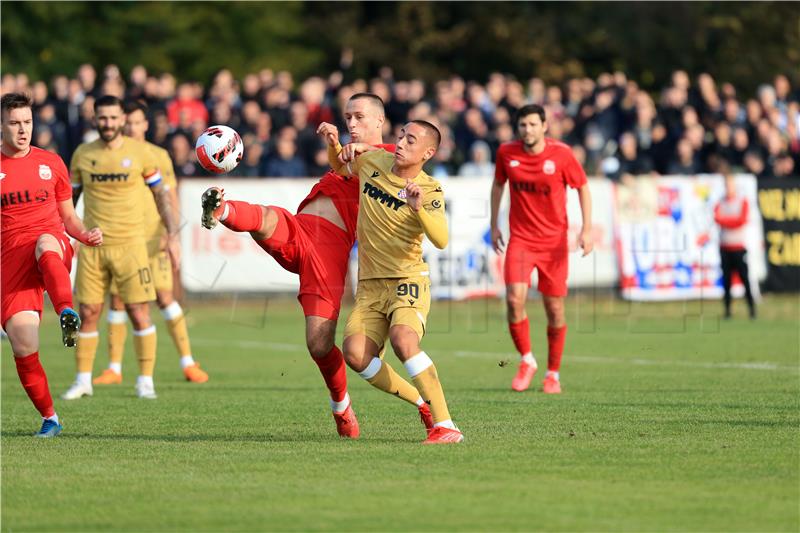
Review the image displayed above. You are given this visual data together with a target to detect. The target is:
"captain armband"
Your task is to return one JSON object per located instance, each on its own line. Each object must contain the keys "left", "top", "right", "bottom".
{"left": 144, "top": 171, "right": 163, "bottom": 188}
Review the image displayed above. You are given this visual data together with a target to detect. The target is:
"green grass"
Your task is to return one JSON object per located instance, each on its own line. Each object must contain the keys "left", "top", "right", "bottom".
{"left": 3, "top": 294, "right": 799, "bottom": 532}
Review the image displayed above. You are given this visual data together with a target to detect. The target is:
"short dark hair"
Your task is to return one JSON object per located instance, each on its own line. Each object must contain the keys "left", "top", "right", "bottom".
{"left": 1, "top": 92, "right": 32, "bottom": 115}
{"left": 349, "top": 92, "right": 385, "bottom": 115}
{"left": 124, "top": 99, "right": 148, "bottom": 116}
{"left": 409, "top": 119, "right": 441, "bottom": 149}
{"left": 514, "top": 104, "right": 546, "bottom": 126}
{"left": 94, "top": 94, "right": 124, "bottom": 112}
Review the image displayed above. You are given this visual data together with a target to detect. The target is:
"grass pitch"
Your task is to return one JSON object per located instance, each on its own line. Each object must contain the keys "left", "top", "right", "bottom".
{"left": 2, "top": 294, "right": 799, "bottom": 531}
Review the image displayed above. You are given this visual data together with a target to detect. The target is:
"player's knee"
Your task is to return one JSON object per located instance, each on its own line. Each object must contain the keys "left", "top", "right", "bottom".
{"left": 543, "top": 299, "right": 565, "bottom": 326}
{"left": 109, "top": 294, "right": 125, "bottom": 311}
{"left": 7, "top": 330, "right": 38, "bottom": 355}
{"left": 506, "top": 294, "right": 526, "bottom": 321}
{"left": 79, "top": 303, "right": 102, "bottom": 327}
{"left": 126, "top": 304, "right": 152, "bottom": 330}
{"left": 389, "top": 329, "right": 419, "bottom": 360}
{"left": 156, "top": 291, "right": 174, "bottom": 308}
{"left": 34, "top": 234, "right": 59, "bottom": 260}
{"left": 342, "top": 340, "right": 368, "bottom": 372}
{"left": 307, "top": 335, "right": 334, "bottom": 359}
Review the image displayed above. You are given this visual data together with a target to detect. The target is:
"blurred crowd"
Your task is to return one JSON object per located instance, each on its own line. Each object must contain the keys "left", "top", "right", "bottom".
{"left": 2, "top": 64, "right": 799, "bottom": 180}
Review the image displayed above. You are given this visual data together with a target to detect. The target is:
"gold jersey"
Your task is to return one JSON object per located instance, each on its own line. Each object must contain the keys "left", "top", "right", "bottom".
{"left": 70, "top": 136, "right": 161, "bottom": 246}
{"left": 142, "top": 143, "right": 177, "bottom": 243}
{"left": 351, "top": 149, "right": 447, "bottom": 280}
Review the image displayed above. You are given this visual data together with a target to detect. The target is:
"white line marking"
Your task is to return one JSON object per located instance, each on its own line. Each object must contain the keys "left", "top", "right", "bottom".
{"left": 193, "top": 337, "right": 798, "bottom": 372}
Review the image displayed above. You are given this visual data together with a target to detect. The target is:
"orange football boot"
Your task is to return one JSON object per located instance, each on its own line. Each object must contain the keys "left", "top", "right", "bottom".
{"left": 183, "top": 363, "right": 209, "bottom": 383}
{"left": 92, "top": 369, "right": 122, "bottom": 385}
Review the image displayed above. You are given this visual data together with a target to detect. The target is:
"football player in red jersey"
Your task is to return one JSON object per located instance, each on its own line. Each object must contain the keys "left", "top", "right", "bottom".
{"left": 490, "top": 104, "right": 593, "bottom": 394}
{"left": 200, "top": 93, "right": 433, "bottom": 438}
{"left": 0, "top": 93, "right": 102, "bottom": 437}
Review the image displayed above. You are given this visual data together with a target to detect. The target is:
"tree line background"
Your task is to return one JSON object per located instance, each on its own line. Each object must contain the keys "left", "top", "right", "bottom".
{"left": 2, "top": 1, "right": 798, "bottom": 91}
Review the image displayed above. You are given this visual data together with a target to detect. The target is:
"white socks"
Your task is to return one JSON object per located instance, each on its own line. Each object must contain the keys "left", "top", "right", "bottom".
{"left": 330, "top": 392, "right": 351, "bottom": 414}
{"left": 76, "top": 372, "right": 92, "bottom": 386}
{"left": 180, "top": 355, "right": 196, "bottom": 369}
{"left": 109, "top": 362, "right": 122, "bottom": 374}
{"left": 521, "top": 352, "right": 537, "bottom": 366}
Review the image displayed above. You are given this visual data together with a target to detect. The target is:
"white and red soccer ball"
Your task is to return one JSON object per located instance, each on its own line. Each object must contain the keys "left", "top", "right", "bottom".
{"left": 195, "top": 125, "right": 244, "bottom": 174}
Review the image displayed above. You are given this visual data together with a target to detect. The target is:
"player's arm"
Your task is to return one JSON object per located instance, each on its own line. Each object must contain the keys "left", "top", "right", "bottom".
{"left": 490, "top": 179, "right": 506, "bottom": 254}
{"left": 144, "top": 169, "right": 182, "bottom": 265}
{"left": 576, "top": 183, "right": 593, "bottom": 256}
{"left": 405, "top": 179, "right": 449, "bottom": 249}
{"left": 69, "top": 147, "right": 83, "bottom": 206}
{"left": 57, "top": 199, "right": 103, "bottom": 246}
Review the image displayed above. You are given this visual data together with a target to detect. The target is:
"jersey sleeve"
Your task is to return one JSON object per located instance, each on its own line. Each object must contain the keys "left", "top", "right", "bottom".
{"left": 53, "top": 155, "right": 72, "bottom": 201}
{"left": 141, "top": 143, "right": 162, "bottom": 187}
{"left": 417, "top": 185, "right": 448, "bottom": 249}
{"left": 563, "top": 147, "right": 588, "bottom": 189}
{"left": 494, "top": 145, "right": 508, "bottom": 185}
{"left": 158, "top": 149, "right": 177, "bottom": 189}
{"left": 69, "top": 146, "right": 84, "bottom": 187}
{"left": 350, "top": 148, "right": 380, "bottom": 178}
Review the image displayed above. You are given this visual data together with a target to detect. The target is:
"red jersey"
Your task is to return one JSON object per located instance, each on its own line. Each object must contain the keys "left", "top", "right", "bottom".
{"left": 297, "top": 143, "right": 396, "bottom": 244}
{"left": 1, "top": 147, "right": 71, "bottom": 247}
{"left": 714, "top": 195, "right": 748, "bottom": 251}
{"left": 495, "top": 139, "right": 587, "bottom": 252}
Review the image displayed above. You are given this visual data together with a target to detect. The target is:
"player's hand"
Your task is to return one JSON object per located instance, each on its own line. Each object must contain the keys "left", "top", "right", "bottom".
{"left": 491, "top": 227, "right": 505, "bottom": 255}
{"left": 404, "top": 178, "right": 422, "bottom": 212}
{"left": 167, "top": 234, "right": 182, "bottom": 266}
{"left": 80, "top": 227, "right": 103, "bottom": 247}
{"left": 315, "top": 122, "right": 339, "bottom": 147}
{"left": 578, "top": 227, "right": 594, "bottom": 257}
{"left": 340, "top": 142, "right": 372, "bottom": 162}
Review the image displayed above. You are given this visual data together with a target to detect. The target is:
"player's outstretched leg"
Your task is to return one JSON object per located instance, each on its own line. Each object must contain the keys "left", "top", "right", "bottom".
{"left": 201, "top": 187, "right": 265, "bottom": 233}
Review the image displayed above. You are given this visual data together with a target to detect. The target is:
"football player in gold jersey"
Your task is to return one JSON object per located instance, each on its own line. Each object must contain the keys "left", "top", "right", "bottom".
{"left": 94, "top": 100, "right": 208, "bottom": 386}
{"left": 339, "top": 120, "right": 464, "bottom": 444}
{"left": 62, "top": 95, "right": 180, "bottom": 401}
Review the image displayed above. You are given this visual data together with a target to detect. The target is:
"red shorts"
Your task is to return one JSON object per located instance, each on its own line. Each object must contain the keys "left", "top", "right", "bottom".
{"left": 1, "top": 232, "right": 74, "bottom": 327}
{"left": 257, "top": 208, "right": 352, "bottom": 320}
{"left": 503, "top": 239, "right": 568, "bottom": 297}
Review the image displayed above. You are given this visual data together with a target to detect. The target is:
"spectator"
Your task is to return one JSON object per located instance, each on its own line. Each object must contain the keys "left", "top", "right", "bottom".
{"left": 264, "top": 135, "right": 307, "bottom": 177}
{"left": 167, "top": 82, "right": 208, "bottom": 128}
{"left": 743, "top": 150, "right": 770, "bottom": 179}
{"left": 170, "top": 134, "right": 203, "bottom": 177}
{"left": 458, "top": 140, "right": 495, "bottom": 177}
{"left": 667, "top": 138, "right": 701, "bottom": 175}
{"left": 604, "top": 132, "right": 655, "bottom": 182}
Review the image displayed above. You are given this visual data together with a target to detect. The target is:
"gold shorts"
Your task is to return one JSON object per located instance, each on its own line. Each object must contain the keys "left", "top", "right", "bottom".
{"left": 344, "top": 276, "right": 431, "bottom": 348}
{"left": 110, "top": 240, "right": 172, "bottom": 295}
{"left": 77, "top": 242, "right": 155, "bottom": 304}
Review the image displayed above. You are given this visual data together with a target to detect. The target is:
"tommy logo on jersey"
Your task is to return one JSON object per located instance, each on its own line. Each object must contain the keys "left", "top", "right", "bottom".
{"left": 363, "top": 182, "right": 405, "bottom": 211}
{"left": 39, "top": 165, "right": 52, "bottom": 180}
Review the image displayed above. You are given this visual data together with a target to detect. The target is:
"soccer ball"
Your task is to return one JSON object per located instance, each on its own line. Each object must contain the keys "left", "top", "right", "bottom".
{"left": 195, "top": 125, "right": 244, "bottom": 174}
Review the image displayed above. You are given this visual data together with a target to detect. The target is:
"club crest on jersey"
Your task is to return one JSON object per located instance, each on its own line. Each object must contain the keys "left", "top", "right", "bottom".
{"left": 509, "top": 160, "right": 520, "bottom": 168}
{"left": 0, "top": 172, "right": 5, "bottom": 180}
{"left": 398, "top": 189, "right": 407, "bottom": 199}
{"left": 38, "top": 165, "right": 52, "bottom": 180}
{"left": 121, "top": 158, "right": 132, "bottom": 168}
{"left": 543, "top": 160, "right": 556, "bottom": 175}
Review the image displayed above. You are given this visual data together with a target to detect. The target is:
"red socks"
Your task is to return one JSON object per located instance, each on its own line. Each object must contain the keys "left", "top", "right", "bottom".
{"left": 14, "top": 352, "right": 55, "bottom": 418}
{"left": 508, "top": 317, "right": 531, "bottom": 356}
{"left": 547, "top": 325, "right": 567, "bottom": 372}
{"left": 312, "top": 345, "right": 348, "bottom": 403}
{"left": 220, "top": 201, "right": 264, "bottom": 232}
{"left": 37, "top": 251, "right": 72, "bottom": 315}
